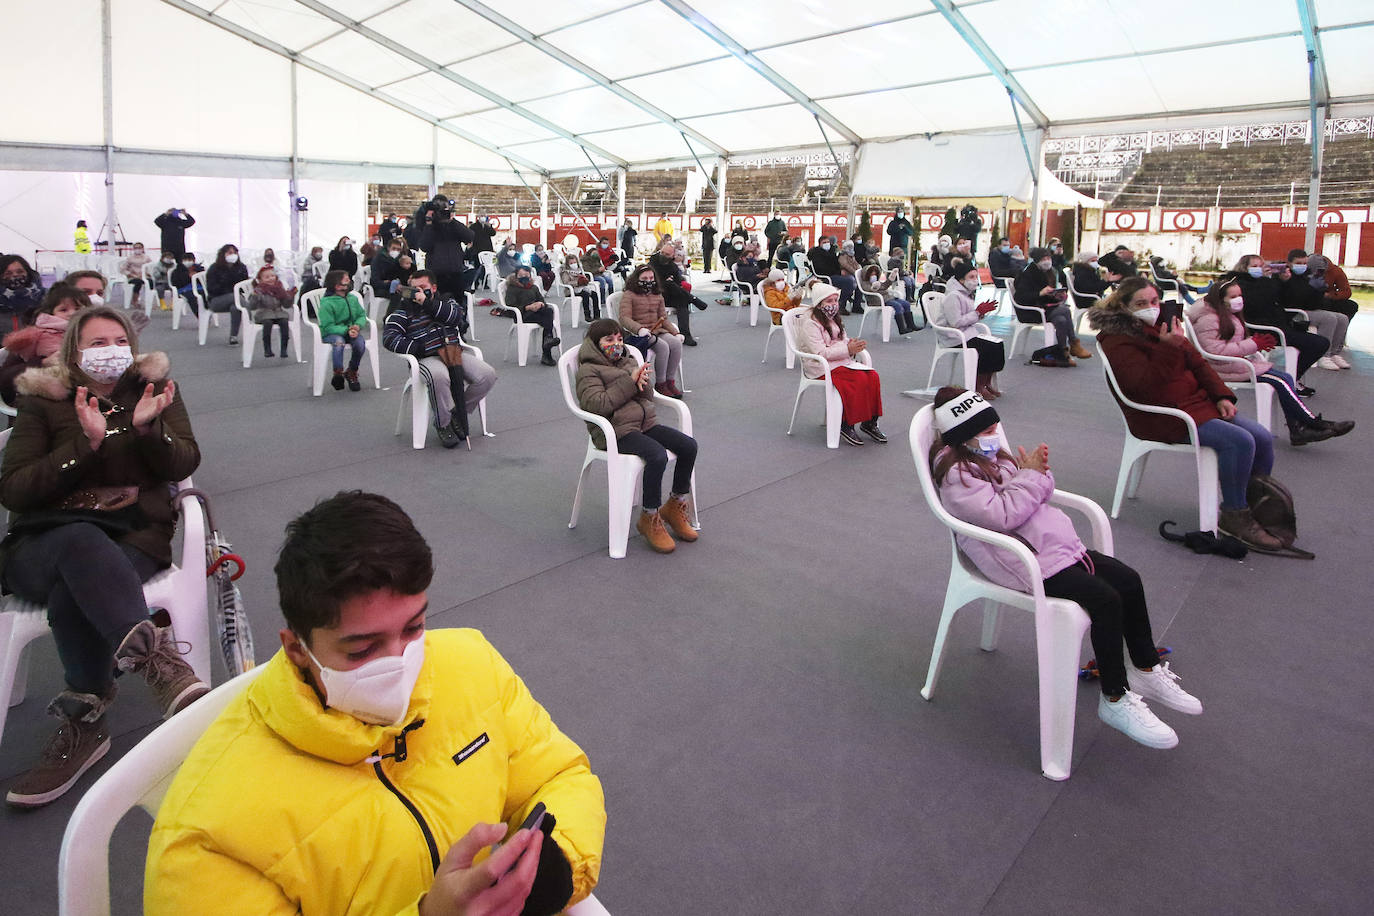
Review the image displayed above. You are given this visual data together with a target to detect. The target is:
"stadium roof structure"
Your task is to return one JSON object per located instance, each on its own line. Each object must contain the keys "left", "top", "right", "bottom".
{"left": 5, "top": 0, "right": 1372, "bottom": 184}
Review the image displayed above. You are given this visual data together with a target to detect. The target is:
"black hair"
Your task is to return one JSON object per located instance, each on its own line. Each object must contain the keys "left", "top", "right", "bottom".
{"left": 323, "top": 269, "right": 351, "bottom": 292}
{"left": 1287, "top": 248, "right": 1308, "bottom": 261}
{"left": 275, "top": 491, "right": 434, "bottom": 640}
{"left": 409, "top": 269, "right": 436, "bottom": 286}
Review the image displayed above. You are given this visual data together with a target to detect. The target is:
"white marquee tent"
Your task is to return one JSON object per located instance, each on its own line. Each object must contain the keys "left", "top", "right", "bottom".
{"left": 2, "top": 0, "right": 1371, "bottom": 254}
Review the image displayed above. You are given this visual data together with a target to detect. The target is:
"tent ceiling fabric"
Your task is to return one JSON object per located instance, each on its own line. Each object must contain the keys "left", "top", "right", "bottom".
{"left": 7, "top": 0, "right": 1370, "bottom": 178}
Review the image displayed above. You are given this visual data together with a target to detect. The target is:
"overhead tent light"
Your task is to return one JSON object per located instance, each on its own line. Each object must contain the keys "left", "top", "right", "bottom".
{"left": 294, "top": 196, "right": 309, "bottom": 211}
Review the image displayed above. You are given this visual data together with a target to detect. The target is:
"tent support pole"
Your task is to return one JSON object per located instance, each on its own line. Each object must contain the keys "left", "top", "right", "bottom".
{"left": 1303, "top": 57, "right": 1325, "bottom": 253}
{"left": 716, "top": 159, "right": 728, "bottom": 245}
{"left": 289, "top": 61, "right": 300, "bottom": 253}
{"left": 101, "top": 0, "right": 118, "bottom": 244}
{"left": 616, "top": 168, "right": 626, "bottom": 231}
{"left": 539, "top": 181, "right": 549, "bottom": 249}
{"left": 1008, "top": 87, "right": 1042, "bottom": 249}
{"left": 429, "top": 126, "right": 439, "bottom": 198}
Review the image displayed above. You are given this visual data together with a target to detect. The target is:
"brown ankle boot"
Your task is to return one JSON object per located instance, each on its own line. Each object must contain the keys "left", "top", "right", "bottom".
{"left": 659, "top": 496, "right": 698, "bottom": 542}
{"left": 1070, "top": 340, "right": 1093, "bottom": 360}
{"left": 1218, "top": 507, "right": 1283, "bottom": 551}
{"left": 115, "top": 620, "right": 209, "bottom": 719}
{"left": 636, "top": 510, "right": 676, "bottom": 553}
{"left": 5, "top": 688, "right": 115, "bottom": 808}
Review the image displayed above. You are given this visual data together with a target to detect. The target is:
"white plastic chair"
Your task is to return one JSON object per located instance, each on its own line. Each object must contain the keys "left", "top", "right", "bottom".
{"left": 232, "top": 279, "right": 296, "bottom": 369}
{"left": 1099, "top": 343, "right": 1221, "bottom": 533}
{"left": 1061, "top": 268, "right": 1094, "bottom": 334}
{"left": 296, "top": 289, "right": 382, "bottom": 397}
{"left": 729, "top": 264, "right": 761, "bottom": 327}
{"left": 0, "top": 471, "right": 211, "bottom": 746}
{"left": 908, "top": 406, "right": 1106, "bottom": 781}
{"left": 558, "top": 348, "right": 699, "bottom": 559}
{"left": 783, "top": 308, "right": 873, "bottom": 449}
{"left": 924, "top": 291, "right": 985, "bottom": 393}
{"left": 1241, "top": 316, "right": 1302, "bottom": 382}
{"left": 393, "top": 343, "right": 493, "bottom": 450}
{"left": 758, "top": 279, "right": 794, "bottom": 368}
{"left": 1008, "top": 298, "right": 1058, "bottom": 360}
{"left": 478, "top": 251, "right": 498, "bottom": 291}
{"left": 991, "top": 276, "right": 1013, "bottom": 314}
{"left": 1180, "top": 316, "right": 1274, "bottom": 432}
{"left": 174, "top": 272, "right": 218, "bottom": 345}
{"left": 856, "top": 289, "right": 895, "bottom": 343}
{"left": 138, "top": 262, "right": 164, "bottom": 318}
{"left": 495, "top": 280, "right": 562, "bottom": 367}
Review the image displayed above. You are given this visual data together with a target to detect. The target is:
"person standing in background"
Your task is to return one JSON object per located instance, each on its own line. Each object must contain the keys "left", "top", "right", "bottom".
{"left": 154, "top": 208, "right": 195, "bottom": 259}
{"left": 700, "top": 219, "right": 718, "bottom": 274}
{"left": 74, "top": 221, "right": 93, "bottom": 254}
{"left": 764, "top": 213, "right": 787, "bottom": 268}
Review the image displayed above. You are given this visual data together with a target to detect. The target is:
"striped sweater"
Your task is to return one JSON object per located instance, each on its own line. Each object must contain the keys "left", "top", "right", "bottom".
{"left": 382, "top": 294, "right": 468, "bottom": 357}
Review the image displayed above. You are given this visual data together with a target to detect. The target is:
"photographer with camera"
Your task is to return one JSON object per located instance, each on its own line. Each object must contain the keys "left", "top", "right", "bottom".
{"left": 416, "top": 195, "right": 475, "bottom": 299}
{"left": 383, "top": 270, "right": 497, "bottom": 450}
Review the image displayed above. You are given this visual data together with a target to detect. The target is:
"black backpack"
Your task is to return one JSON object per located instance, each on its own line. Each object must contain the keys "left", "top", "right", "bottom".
{"left": 1245, "top": 475, "right": 1314, "bottom": 559}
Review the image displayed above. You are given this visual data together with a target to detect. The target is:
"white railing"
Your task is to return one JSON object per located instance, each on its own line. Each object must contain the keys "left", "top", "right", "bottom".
{"left": 1045, "top": 117, "right": 1374, "bottom": 155}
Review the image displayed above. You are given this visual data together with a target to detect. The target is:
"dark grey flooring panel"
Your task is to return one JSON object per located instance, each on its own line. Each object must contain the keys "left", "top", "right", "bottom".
{"left": 1, "top": 291, "right": 1370, "bottom": 915}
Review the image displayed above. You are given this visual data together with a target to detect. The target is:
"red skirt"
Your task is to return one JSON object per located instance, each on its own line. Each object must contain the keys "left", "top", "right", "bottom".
{"left": 830, "top": 366, "right": 882, "bottom": 426}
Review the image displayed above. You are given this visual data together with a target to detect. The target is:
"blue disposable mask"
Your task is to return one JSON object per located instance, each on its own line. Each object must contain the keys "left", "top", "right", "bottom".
{"left": 1247, "top": 267, "right": 1264, "bottom": 278}
{"left": 975, "top": 436, "right": 1000, "bottom": 459}
{"left": 1291, "top": 264, "right": 1307, "bottom": 275}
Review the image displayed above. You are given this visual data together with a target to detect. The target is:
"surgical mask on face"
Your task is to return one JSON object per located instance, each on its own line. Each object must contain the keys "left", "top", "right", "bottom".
{"left": 1090, "top": 260, "right": 1100, "bottom": 269}
{"left": 599, "top": 242, "right": 608, "bottom": 248}
{"left": 821, "top": 243, "right": 831, "bottom": 251}
{"left": 301, "top": 636, "right": 424, "bottom": 727}
{"left": 733, "top": 243, "right": 744, "bottom": 250}
{"left": 1228, "top": 296, "right": 1245, "bottom": 312}
{"left": 975, "top": 435, "right": 1001, "bottom": 459}
{"left": 963, "top": 277, "right": 980, "bottom": 292}
{"left": 1037, "top": 260, "right": 1053, "bottom": 272}
{"left": 162, "top": 258, "right": 175, "bottom": 266}
{"left": 343, "top": 241, "right": 352, "bottom": 249}
{"left": 312, "top": 253, "right": 322, "bottom": 261}
{"left": 1000, "top": 244, "right": 1011, "bottom": 253}
{"left": 225, "top": 254, "right": 239, "bottom": 264}
{"left": 599, "top": 342, "right": 624, "bottom": 361}
{"left": 87, "top": 293, "right": 104, "bottom": 308}
{"left": 182, "top": 260, "right": 195, "bottom": 268}
{"left": 1291, "top": 264, "right": 1307, "bottom": 275}
{"left": 79, "top": 343, "right": 134, "bottom": 383}
{"left": 1247, "top": 266, "right": 1264, "bottom": 278}
{"left": 389, "top": 249, "right": 402, "bottom": 257}
{"left": 1133, "top": 307, "right": 1160, "bottom": 326}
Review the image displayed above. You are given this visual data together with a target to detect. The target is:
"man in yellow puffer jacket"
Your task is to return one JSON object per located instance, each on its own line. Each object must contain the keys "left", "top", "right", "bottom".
{"left": 145, "top": 492, "right": 605, "bottom": 915}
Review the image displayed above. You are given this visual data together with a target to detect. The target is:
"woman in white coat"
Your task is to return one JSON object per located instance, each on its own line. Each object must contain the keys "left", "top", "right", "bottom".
{"left": 936, "top": 261, "right": 1006, "bottom": 399}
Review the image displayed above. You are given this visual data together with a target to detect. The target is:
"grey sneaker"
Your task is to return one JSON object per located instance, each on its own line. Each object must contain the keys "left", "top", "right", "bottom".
{"left": 6, "top": 690, "right": 113, "bottom": 808}
{"left": 436, "top": 423, "right": 462, "bottom": 449}
{"left": 115, "top": 620, "right": 209, "bottom": 719}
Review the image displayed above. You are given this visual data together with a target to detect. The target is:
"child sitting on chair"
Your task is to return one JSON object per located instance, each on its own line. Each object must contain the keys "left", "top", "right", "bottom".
{"left": 928, "top": 386, "right": 1203, "bottom": 750}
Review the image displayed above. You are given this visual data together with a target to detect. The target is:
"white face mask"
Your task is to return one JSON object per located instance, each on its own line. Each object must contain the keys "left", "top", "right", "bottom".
{"left": 821, "top": 243, "right": 831, "bottom": 251}
{"left": 225, "top": 253, "right": 239, "bottom": 264}
{"left": 87, "top": 293, "right": 105, "bottom": 307}
{"left": 1089, "top": 260, "right": 1100, "bottom": 269}
{"left": 1133, "top": 307, "right": 1160, "bottom": 326}
{"left": 302, "top": 636, "right": 424, "bottom": 727}
{"left": 975, "top": 435, "right": 1001, "bottom": 458}
{"left": 1037, "top": 260, "right": 1053, "bottom": 272}
{"left": 79, "top": 343, "right": 134, "bottom": 383}
{"left": 1228, "top": 296, "right": 1245, "bottom": 312}
{"left": 774, "top": 280, "right": 786, "bottom": 290}
{"left": 962, "top": 277, "right": 980, "bottom": 292}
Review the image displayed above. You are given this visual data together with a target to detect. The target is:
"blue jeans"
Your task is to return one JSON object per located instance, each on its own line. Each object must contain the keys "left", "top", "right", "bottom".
{"left": 833, "top": 274, "right": 858, "bottom": 309}
{"left": 1198, "top": 413, "right": 1274, "bottom": 509}
{"left": 886, "top": 298, "right": 911, "bottom": 317}
{"left": 324, "top": 333, "right": 366, "bottom": 371}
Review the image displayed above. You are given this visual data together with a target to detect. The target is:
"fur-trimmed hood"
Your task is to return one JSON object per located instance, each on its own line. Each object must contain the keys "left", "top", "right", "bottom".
{"left": 1087, "top": 304, "right": 1146, "bottom": 337}
{"left": 14, "top": 351, "right": 171, "bottom": 401}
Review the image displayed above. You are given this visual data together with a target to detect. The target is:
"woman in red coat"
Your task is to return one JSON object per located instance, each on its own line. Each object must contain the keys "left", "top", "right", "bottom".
{"left": 1089, "top": 277, "right": 1282, "bottom": 550}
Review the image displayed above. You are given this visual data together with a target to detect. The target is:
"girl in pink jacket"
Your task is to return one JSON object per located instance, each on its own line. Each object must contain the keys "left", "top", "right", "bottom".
{"left": 1188, "top": 274, "right": 1353, "bottom": 447}
{"left": 930, "top": 387, "right": 1202, "bottom": 750}
{"left": 794, "top": 283, "right": 884, "bottom": 447}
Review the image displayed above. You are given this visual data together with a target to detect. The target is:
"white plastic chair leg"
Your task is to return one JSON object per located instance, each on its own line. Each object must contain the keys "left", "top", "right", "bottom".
{"left": 880, "top": 307, "right": 893, "bottom": 343}
{"left": 367, "top": 341, "right": 381, "bottom": 389}
{"left": 1197, "top": 451, "right": 1220, "bottom": 533}
{"left": 824, "top": 384, "right": 842, "bottom": 449}
{"left": 240, "top": 326, "right": 260, "bottom": 369}
{"left": 749, "top": 297, "right": 759, "bottom": 327}
{"left": 606, "top": 457, "right": 641, "bottom": 560}
{"left": 1253, "top": 384, "right": 1274, "bottom": 432}
{"left": 1034, "top": 604, "right": 1091, "bottom": 781}
{"left": 1283, "top": 345, "right": 1299, "bottom": 379}
{"left": 197, "top": 309, "right": 211, "bottom": 347}
{"left": 786, "top": 384, "right": 806, "bottom": 436}
{"left": 568, "top": 454, "right": 596, "bottom": 531}
{"left": 979, "top": 599, "right": 1003, "bottom": 651}
{"left": 0, "top": 611, "right": 48, "bottom": 742}
{"left": 959, "top": 349, "right": 978, "bottom": 392}
{"left": 920, "top": 590, "right": 966, "bottom": 701}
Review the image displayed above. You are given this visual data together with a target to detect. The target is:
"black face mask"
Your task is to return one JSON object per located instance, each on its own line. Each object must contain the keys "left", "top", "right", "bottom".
{"left": 517, "top": 277, "right": 532, "bottom": 287}
{"left": 638, "top": 278, "right": 656, "bottom": 292}
{"left": 5, "top": 276, "right": 27, "bottom": 290}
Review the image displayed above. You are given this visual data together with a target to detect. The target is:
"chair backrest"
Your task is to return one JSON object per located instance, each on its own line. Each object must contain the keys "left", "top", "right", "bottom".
{"left": 298, "top": 288, "right": 324, "bottom": 330}
{"left": 190, "top": 271, "right": 208, "bottom": 303}
{"left": 58, "top": 666, "right": 267, "bottom": 916}
{"left": 606, "top": 291, "right": 622, "bottom": 318}
{"left": 232, "top": 278, "right": 252, "bottom": 314}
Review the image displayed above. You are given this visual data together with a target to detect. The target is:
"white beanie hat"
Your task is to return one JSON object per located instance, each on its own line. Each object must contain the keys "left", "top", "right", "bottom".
{"left": 767, "top": 268, "right": 786, "bottom": 283}
{"left": 810, "top": 282, "right": 840, "bottom": 304}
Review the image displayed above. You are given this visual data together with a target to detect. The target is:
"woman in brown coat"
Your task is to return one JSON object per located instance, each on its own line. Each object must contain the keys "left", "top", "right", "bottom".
{"left": 618, "top": 265, "right": 683, "bottom": 398}
{"left": 575, "top": 319, "right": 698, "bottom": 554}
{"left": 0, "top": 307, "right": 207, "bottom": 808}
{"left": 1089, "top": 279, "right": 1282, "bottom": 550}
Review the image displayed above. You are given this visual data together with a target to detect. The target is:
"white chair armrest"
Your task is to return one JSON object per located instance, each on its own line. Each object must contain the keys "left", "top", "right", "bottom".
{"left": 794, "top": 349, "right": 835, "bottom": 381}
{"left": 1284, "top": 308, "right": 1309, "bottom": 321}
{"left": 942, "top": 517, "right": 1048, "bottom": 603}
{"left": 1048, "top": 489, "right": 1114, "bottom": 555}
{"left": 1198, "top": 350, "right": 1259, "bottom": 383}
{"left": 651, "top": 395, "right": 693, "bottom": 437}
{"left": 1110, "top": 388, "right": 1202, "bottom": 447}
{"left": 1243, "top": 322, "right": 1288, "bottom": 347}
{"left": 972, "top": 322, "right": 992, "bottom": 336}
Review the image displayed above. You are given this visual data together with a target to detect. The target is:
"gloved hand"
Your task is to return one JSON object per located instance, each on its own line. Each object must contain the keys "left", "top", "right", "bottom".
{"left": 1251, "top": 332, "right": 1279, "bottom": 352}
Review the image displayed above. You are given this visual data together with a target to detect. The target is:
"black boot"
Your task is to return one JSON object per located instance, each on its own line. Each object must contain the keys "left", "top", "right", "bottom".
{"left": 1288, "top": 418, "right": 1336, "bottom": 446}
{"left": 676, "top": 307, "right": 697, "bottom": 346}
{"left": 540, "top": 337, "right": 559, "bottom": 367}
{"left": 1311, "top": 414, "right": 1355, "bottom": 437}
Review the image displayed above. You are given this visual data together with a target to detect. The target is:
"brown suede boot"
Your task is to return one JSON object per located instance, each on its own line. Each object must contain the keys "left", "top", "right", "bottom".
{"left": 659, "top": 496, "right": 698, "bottom": 542}
{"left": 636, "top": 510, "right": 676, "bottom": 553}
{"left": 1070, "top": 340, "right": 1093, "bottom": 360}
